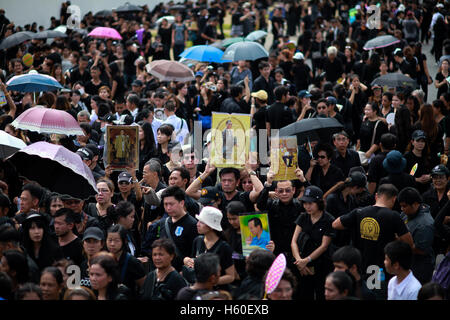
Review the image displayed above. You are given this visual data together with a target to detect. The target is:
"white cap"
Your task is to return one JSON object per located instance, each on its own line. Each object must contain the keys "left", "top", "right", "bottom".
{"left": 196, "top": 206, "right": 223, "bottom": 231}
{"left": 293, "top": 52, "right": 305, "bottom": 60}
{"left": 398, "top": 4, "right": 406, "bottom": 11}
{"left": 437, "top": 3, "right": 444, "bottom": 8}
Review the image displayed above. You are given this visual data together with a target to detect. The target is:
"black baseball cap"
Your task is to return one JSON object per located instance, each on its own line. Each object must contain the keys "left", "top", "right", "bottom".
{"left": 76, "top": 147, "right": 93, "bottom": 161}
{"left": 431, "top": 165, "right": 450, "bottom": 177}
{"left": 118, "top": 172, "right": 133, "bottom": 183}
{"left": 412, "top": 130, "right": 426, "bottom": 141}
{"left": 82, "top": 227, "right": 105, "bottom": 241}
{"left": 199, "top": 186, "right": 222, "bottom": 205}
{"left": 345, "top": 171, "right": 367, "bottom": 188}
{"left": 300, "top": 186, "right": 323, "bottom": 202}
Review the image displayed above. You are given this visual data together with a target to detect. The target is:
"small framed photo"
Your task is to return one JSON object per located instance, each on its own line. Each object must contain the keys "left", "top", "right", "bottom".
{"left": 105, "top": 125, "right": 139, "bottom": 170}
{"left": 239, "top": 212, "right": 271, "bottom": 257}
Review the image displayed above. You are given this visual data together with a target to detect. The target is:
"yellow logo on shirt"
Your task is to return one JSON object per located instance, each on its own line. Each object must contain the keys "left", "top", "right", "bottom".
{"left": 360, "top": 217, "right": 380, "bottom": 241}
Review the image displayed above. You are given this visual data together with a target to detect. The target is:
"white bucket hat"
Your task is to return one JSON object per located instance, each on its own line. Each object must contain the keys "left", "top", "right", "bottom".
{"left": 195, "top": 206, "right": 223, "bottom": 231}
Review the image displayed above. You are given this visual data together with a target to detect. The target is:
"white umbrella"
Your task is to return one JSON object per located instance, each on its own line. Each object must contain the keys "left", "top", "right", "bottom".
{"left": 0, "top": 130, "right": 27, "bottom": 158}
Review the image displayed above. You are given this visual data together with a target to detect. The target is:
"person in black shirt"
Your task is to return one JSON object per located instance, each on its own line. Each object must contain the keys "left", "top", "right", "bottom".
{"left": 201, "top": 17, "right": 218, "bottom": 45}
{"left": 331, "top": 131, "right": 361, "bottom": 177}
{"left": 53, "top": 208, "right": 84, "bottom": 266}
{"left": 291, "top": 185, "right": 336, "bottom": 300}
{"left": 69, "top": 55, "right": 91, "bottom": 86}
{"left": 84, "top": 66, "right": 107, "bottom": 96}
{"left": 154, "top": 186, "right": 198, "bottom": 272}
{"left": 265, "top": 85, "right": 294, "bottom": 135}
{"left": 184, "top": 206, "right": 235, "bottom": 287}
{"left": 140, "top": 238, "right": 188, "bottom": 300}
{"left": 321, "top": 46, "right": 344, "bottom": 84}
{"left": 422, "top": 165, "right": 450, "bottom": 219}
{"left": 176, "top": 253, "right": 221, "bottom": 300}
{"left": 253, "top": 61, "right": 276, "bottom": 105}
{"left": 306, "top": 142, "right": 345, "bottom": 194}
{"left": 331, "top": 245, "right": 376, "bottom": 300}
{"left": 105, "top": 224, "right": 146, "bottom": 299}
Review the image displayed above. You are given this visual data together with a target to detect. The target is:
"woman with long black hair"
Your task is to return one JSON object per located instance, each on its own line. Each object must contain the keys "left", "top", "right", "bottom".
{"left": 137, "top": 121, "right": 156, "bottom": 175}
{"left": 21, "top": 213, "right": 63, "bottom": 272}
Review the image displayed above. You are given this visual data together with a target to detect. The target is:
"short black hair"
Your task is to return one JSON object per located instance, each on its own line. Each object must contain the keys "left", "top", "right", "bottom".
{"left": 384, "top": 240, "right": 413, "bottom": 270}
{"left": 376, "top": 184, "right": 398, "bottom": 199}
{"left": 230, "top": 85, "right": 243, "bottom": 98}
{"left": 248, "top": 217, "right": 262, "bottom": 228}
{"left": 151, "top": 238, "right": 176, "bottom": 256}
{"left": 160, "top": 186, "right": 186, "bottom": 203}
{"left": 380, "top": 133, "right": 397, "bottom": 150}
{"left": 219, "top": 167, "right": 241, "bottom": 181}
{"left": 274, "top": 85, "right": 289, "bottom": 101}
{"left": 226, "top": 201, "right": 247, "bottom": 215}
{"left": 171, "top": 167, "right": 190, "bottom": 184}
{"left": 246, "top": 249, "right": 276, "bottom": 279}
{"left": 332, "top": 246, "right": 362, "bottom": 274}
{"left": 54, "top": 207, "right": 76, "bottom": 224}
{"left": 313, "top": 142, "right": 334, "bottom": 159}
{"left": 398, "top": 187, "right": 422, "bottom": 205}
{"left": 22, "top": 183, "right": 43, "bottom": 202}
{"left": 194, "top": 253, "right": 220, "bottom": 283}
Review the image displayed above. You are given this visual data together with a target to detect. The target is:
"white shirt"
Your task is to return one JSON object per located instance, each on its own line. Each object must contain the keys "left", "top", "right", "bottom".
{"left": 387, "top": 270, "right": 421, "bottom": 300}
{"left": 151, "top": 118, "right": 162, "bottom": 145}
{"left": 163, "top": 114, "right": 189, "bottom": 145}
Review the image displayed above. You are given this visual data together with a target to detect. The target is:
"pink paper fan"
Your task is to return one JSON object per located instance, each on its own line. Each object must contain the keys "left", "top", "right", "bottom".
{"left": 265, "top": 254, "right": 287, "bottom": 295}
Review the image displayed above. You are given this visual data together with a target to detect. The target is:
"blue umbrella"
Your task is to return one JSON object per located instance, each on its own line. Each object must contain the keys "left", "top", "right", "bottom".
{"left": 6, "top": 72, "right": 64, "bottom": 92}
{"left": 179, "top": 45, "right": 231, "bottom": 63}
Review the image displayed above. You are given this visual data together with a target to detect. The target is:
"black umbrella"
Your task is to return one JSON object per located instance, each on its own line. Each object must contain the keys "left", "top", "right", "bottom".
{"left": 95, "top": 9, "right": 113, "bottom": 17}
{"left": 371, "top": 73, "right": 417, "bottom": 89}
{"left": 279, "top": 117, "right": 344, "bottom": 145}
{"left": 33, "top": 30, "right": 67, "bottom": 39}
{"left": 0, "top": 31, "right": 35, "bottom": 50}
{"left": 115, "top": 2, "right": 143, "bottom": 12}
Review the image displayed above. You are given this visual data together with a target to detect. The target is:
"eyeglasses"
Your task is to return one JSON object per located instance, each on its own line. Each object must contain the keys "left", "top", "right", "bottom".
{"left": 317, "top": 106, "right": 327, "bottom": 110}
{"left": 432, "top": 175, "right": 446, "bottom": 180}
{"left": 119, "top": 181, "right": 130, "bottom": 185}
{"left": 277, "top": 188, "right": 292, "bottom": 194}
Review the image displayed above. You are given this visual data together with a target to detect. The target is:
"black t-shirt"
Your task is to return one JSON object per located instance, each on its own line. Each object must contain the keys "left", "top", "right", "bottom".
{"left": 176, "top": 287, "right": 211, "bottom": 300}
{"left": 435, "top": 72, "right": 449, "bottom": 100}
{"left": 367, "top": 151, "right": 389, "bottom": 183}
{"left": 265, "top": 102, "right": 294, "bottom": 130}
{"left": 294, "top": 211, "right": 335, "bottom": 266}
{"left": 117, "top": 251, "right": 146, "bottom": 298}
{"left": 84, "top": 80, "right": 108, "bottom": 96}
{"left": 359, "top": 119, "right": 388, "bottom": 152}
{"left": 140, "top": 269, "right": 187, "bottom": 300}
{"left": 60, "top": 237, "right": 84, "bottom": 266}
{"left": 309, "top": 164, "right": 345, "bottom": 194}
{"left": 158, "top": 214, "right": 199, "bottom": 271}
{"left": 253, "top": 105, "right": 267, "bottom": 131}
{"left": 339, "top": 206, "right": 409, "bottom": 270}
{"left": 190, "top": 236, "right": 234, "bottom": 276}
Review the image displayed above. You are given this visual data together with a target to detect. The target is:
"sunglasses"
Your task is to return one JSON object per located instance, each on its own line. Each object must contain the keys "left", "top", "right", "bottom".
{"left": 119, "top": 181, "right": 131, "bottom": 185}
{"left": 277, "top": 188, "right": 293, "bottom": 194}
{"left": 316, "top": 155, "right": 327, "bottom": 159}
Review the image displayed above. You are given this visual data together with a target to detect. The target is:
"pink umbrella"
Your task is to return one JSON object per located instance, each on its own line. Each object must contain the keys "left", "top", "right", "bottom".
{"left": 88, "top": 26, "right": 122, "bottom": 40}
{"left": 11, "top": 106, "right": 84, "bottom": 136}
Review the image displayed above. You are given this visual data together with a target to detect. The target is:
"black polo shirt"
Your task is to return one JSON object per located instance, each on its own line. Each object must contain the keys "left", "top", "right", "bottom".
{"left": 265, "top": 101, "right": 294, "bottom": 130}
{"left": 332, "top": 149, "right": 362, "bottom": 177}
{"left": 367, "top": 151, "right": 389, "bottom": 184}
{"left": 117, "top": 251, "right": 146, "bottom": 298}
{"left": 191, "top": 237, "right": 234, "bottom": 276}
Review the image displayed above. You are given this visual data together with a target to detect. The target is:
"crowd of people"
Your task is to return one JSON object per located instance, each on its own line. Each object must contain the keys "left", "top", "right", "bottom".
{"left": 0, "top": 0, "right": 449, "bottom": 301}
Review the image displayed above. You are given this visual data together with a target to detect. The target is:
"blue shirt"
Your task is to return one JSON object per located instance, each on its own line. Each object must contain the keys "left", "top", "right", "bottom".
{"left": 250, "top": 230, "right": 270, "bottom": 249}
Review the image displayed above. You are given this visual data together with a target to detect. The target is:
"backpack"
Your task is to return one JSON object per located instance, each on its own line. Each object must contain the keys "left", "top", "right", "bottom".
{"left": 432, "top": 252, "right": 450, "bottom": 290}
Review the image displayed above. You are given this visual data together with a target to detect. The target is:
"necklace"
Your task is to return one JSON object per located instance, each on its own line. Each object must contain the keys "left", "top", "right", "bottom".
{"left": 157, "top": 267, "right": 173, "bottom": 282}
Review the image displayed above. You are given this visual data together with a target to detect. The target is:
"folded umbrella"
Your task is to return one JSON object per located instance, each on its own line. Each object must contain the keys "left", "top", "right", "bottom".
{"left": 11, "top": 106, "right": 84, "bottom": 136}
{"left": 7, "top": 142, "right": 98, "bottom": 200}
{"left": 145, "top": 59, "right": 195, "bottom": 82}
{"left": 0, "top": 130, "right": 27, "bottom": 158}
{"left": 279, "top": 117, "right": 344, "bottom": 145}
{"left": 0, "top": 31, "right": 35, "bottom": 50}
